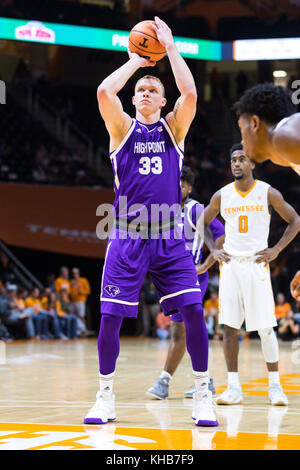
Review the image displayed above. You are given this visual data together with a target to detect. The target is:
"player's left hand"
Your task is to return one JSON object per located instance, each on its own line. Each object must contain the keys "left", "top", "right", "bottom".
{"left": 127, "top": 49, "right": 156, "bottom": 67}
{"left": 153, "top": 16, "right": 174, "bottom": 49}
{"left": 255, "top": 247, "right": 280, "bottom": 264}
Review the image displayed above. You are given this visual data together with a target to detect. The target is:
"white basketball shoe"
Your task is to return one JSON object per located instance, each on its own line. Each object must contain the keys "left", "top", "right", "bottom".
{"left": 268, "top": 383, "right": 288, "bottom": 406}
{"left": 216, "top": 385, "right": 243, "bottom": 405}
{"left": 84, "top": 391, "right": 116, "bottom": 424}
{"left": 192, "top": 390, "right": 218, "bottom": 427}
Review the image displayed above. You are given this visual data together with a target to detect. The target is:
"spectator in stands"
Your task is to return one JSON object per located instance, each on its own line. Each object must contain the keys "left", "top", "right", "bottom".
{"left": 25, "top": 287, "right": 63, "bottom": 340}
{"left": 275, "top": 293, "right": 292, "bottom": 321}
{"left": 0, "top": 252, "right": 17, "bottom": 284}
{"left": 278, "top": 310, "right": 299, "bottom": 341}
{"left": 70, "top": 268, "right": 91, "bottom": 331}
{"left": 45, "top": 273, "right": 56, "bottom": 291}
{"left": 1, "top": 284, "right": 36, "bottom": 339}
{"left": 46, "top": 292, "right": 77, "bottom": 339}
{"left": 55, "top": 267, "right": 70, "bottom": 294}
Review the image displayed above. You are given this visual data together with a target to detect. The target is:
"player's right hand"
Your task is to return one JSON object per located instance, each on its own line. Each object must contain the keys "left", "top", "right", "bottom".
{"left": 127, "top": 49, "right": 156, "bottom": 67}
{"left": 211, "top": 249, "right": 231, "bottom": 264}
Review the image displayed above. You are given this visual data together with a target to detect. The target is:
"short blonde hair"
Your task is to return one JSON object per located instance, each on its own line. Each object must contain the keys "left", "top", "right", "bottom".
{"left": 135, "top": 75, "right": 165, "bottom": 97}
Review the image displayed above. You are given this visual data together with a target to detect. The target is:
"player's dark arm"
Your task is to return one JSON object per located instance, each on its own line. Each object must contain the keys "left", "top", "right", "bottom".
{"left": 196, "top": 234, "right": 225, "bottom": 274}
{"left": 273, "top": 114, "right": 300, "bottom": 165}
{"left": 290, "top": 271, "right": 300, "bottom": 301}
{"left": 203, "top": 191, "right": 230, "bottom": 263}
{"left": 97, "top": 54, "right": 154, "bottom": 138}
{"left": 255, "top": 187, "right": 300, "bottom": 263}
{"left": 153, "top": 18, "right": 197, "bottom": 143}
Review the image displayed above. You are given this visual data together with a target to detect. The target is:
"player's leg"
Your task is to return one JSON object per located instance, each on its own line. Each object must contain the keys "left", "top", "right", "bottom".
{"left": 84, "top": 235, "right": 150, "bottom": 424}
{"left": 183, "top": 272, "right": 216, "bottom": 398}
{"left": 150, "top": 237, "right": 217, "bottom": 425}
{"left": 216, "top": 259, "right": 244, "bottom": 405}
{"left": 216, "top": 325, "right": 243, "bottom": 405}
{"left": 84, "top": 314, "right": 123, "bottom": 424}
{"left": 180, "top": 302, "right": 218, "bottom": 426}
{"left": 147, "top": 319, "right": 186, "bottom": 399}
{"left": 244, "top": 261, "right": 287, "bottom": 405}
{"left": 258, "top": 328, "right": 288, "bottom": 405}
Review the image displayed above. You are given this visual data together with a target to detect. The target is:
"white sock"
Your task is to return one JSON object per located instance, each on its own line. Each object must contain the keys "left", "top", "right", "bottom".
{"left": 99, "top": 371, "right": 114, "bottom": 394}
{"left": 268, "top": 371, "right": 280, "bottom": 386}
{"left": 193, "top": 370, "right": 209, "bottom": 393}
{"left": 228, "top": 372, "right": 241, "bottom": 389}
{"left": 160, "top": 371, "right": 172, "bottom": 382}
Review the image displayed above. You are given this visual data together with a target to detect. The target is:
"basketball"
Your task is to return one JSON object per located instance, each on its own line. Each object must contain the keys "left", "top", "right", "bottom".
{"left": 129, "top": 20, "right": 166, "bottom": 62}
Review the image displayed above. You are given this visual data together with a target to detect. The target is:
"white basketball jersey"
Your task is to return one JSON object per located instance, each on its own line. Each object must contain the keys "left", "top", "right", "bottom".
{"left": 220, "top": 179, "right": 271, "bottom": 256}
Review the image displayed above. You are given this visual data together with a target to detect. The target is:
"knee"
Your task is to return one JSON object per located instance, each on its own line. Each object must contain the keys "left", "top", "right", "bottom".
{"left": 258, "top": 328, "right": 274, "bottom": 340}
{"left": 224, "top": 325, "right": 239, "bottom": 339}
{"left": 171, "top": 322, "right": 186, "bottom": 343}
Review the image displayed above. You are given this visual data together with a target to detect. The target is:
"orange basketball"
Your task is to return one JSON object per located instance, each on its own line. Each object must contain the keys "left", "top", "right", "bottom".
{"left": 129, "top": 20, "right": 166, "bottom": 62}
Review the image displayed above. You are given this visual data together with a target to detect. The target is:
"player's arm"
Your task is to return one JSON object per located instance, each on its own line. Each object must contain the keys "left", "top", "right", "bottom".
{"left": 273, "top": 114, "right": 300, "bottom": 165}
{"left": 153, "top": 17, "right": 197, "bottom": 145}
{"left": 97, "top": 54, "right": 155, "bottom": 142}
{"left": 290, "top": 271, "right": 300, "bottom": 302}
{"left": 196, "top": 234, "right": 225, "bottom": 274}
{"left": 203, "top": 191, "right": 230, "bottom": 264}
{"left": 255, "top": 187, "right": 300, "bottom": 263}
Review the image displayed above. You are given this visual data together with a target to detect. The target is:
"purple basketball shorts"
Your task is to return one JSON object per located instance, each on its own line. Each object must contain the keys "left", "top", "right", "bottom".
{"left": 100, "top": 229, "right": 202, "bottom": 318}
{"left": 170, "top": 271, "right": 209, "bottom": 323}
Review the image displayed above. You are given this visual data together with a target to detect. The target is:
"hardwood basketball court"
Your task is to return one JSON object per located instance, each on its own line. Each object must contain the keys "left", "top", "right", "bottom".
{"left": 0, "top": 337, "right": 299, "bottom": 450}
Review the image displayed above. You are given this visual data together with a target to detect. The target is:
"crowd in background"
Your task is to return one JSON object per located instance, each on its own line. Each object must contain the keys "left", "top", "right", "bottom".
{"left": 0, "top": 260, "right": 91, "bottom": 341}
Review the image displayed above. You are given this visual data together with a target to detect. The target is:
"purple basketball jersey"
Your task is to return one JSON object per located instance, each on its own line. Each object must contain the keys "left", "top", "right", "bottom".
{"left": 109, "top": 118, "right": 184, "bottom": 223}
{"left": 182, "top": 198, "right": 225, "bottom": 264}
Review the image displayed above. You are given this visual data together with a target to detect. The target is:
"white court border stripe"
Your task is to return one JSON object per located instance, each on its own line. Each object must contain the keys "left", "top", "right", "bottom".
{"left": 159, "top": 288, "right": 201, "bottom": 303}
{"left": 100, "top": 241, "right": 112, "bottom": 297}
{"left": 101, "top": 298, "right": 139, "bottom": 306}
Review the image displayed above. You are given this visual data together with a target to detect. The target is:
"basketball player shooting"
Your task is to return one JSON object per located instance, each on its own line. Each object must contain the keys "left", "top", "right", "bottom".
{"left": 234, "top": 83, "right": 300, "bottom": 175}
{"left": 203, "top": 143, "right": 300, "bottom": 406}
{"left": 84, "top": 17, "right": 218, "bottom": 427}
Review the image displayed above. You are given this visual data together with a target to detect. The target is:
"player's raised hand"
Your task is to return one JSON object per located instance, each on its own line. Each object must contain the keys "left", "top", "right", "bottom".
{"left": 211, "top": 249, "right": 231, "bottom": 264}
{"left": 254, "top": 247, "right": 280, "bottom": 264}
{"left": 127, "top": 49, "right": 156, "bottom": 67}
{"left": 153, "top": 16, "right": 174, "bottom": 49}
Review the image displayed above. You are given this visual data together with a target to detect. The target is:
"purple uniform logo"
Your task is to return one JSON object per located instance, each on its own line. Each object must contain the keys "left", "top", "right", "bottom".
{"left": 104, "top": 285, "right": 120, "bottom": 297}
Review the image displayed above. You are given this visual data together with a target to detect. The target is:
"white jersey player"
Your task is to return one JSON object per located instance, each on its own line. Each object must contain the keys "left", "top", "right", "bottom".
{"left": 203, "top": 143, "right": 300, "bottom": 406}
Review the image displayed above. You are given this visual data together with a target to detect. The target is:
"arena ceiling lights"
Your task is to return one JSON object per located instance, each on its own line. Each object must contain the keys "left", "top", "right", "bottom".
{"left": 1, "top": 17, "right": 300, "bottom": 61}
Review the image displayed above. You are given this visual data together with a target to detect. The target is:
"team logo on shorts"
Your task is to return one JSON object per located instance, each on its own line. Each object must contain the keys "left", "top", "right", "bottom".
{"left": 104, "top": 285, "right": 120, "bottom": 297}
